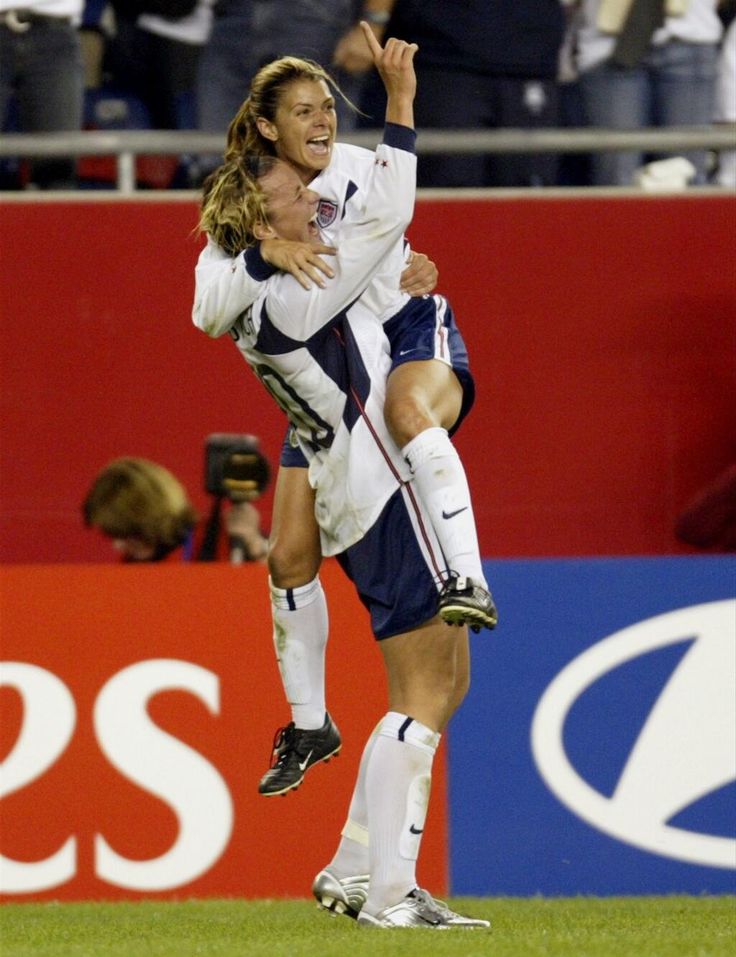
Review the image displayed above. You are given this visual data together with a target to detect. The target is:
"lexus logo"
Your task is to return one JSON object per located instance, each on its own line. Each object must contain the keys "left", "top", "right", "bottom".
{"left": 531, "top": 600, "right": 736, "bottom": 869}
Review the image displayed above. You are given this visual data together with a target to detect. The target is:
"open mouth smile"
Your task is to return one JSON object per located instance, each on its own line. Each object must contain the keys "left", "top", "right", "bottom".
{"left": 307, "top": 211, "right": 321, "bottom": 239}
{"left": 306, "top": 135, "right": 331, "bottom": 157}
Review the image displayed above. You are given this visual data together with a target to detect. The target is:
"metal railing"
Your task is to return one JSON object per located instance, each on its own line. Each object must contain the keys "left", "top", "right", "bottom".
{"left": 0, "top": 126, "right": 734, "bottom": 193}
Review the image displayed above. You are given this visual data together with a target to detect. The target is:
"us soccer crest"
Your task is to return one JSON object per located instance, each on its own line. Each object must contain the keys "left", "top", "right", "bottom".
{"left": 317, "top": 200, "right": 338, "bottom": 228}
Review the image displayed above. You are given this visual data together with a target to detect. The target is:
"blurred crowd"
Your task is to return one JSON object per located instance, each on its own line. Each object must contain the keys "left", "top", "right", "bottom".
{"left": 1, "top": 0, "right": 734, "bottom": 190}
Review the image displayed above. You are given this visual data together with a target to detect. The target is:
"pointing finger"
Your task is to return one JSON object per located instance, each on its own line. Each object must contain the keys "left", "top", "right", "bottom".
{"left": 359, "top": 20, "right": 383, "bottom": 60}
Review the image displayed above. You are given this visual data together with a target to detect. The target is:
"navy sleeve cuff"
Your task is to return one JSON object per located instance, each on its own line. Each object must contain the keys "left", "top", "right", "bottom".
{"left": 383, "top": 122, "right": 416, "bottom": 154}
{"left": 243, "top": 244, "right": 277, "bottom": 281}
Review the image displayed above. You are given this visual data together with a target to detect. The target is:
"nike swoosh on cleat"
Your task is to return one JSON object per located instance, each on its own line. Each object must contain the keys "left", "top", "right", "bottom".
{"left": 409, "top": 824, "right": 424, "bottom": 834}
{"left": 298, "top": 750, "right": 314, "bottom": 771}
{"left": 441, "top": 507, "right": 468, "bottom": 519}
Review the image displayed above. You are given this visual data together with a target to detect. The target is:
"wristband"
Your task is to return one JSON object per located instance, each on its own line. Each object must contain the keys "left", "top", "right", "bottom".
{"left": 364, "top": 9, "right": 390, "bottom": 25}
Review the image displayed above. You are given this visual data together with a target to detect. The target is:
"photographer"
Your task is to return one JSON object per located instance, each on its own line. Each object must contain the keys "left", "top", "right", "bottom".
{"left": 83, "top": 441, "right": 269, "bottom": 562}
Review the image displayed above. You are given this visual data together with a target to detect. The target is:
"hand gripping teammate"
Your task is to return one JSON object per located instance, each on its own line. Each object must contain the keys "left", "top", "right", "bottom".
{"left": 195, "top": 42, "right": 497, "bottom": 800}
{"left": 199, "top": 24, "right": 490, "bottom": 929}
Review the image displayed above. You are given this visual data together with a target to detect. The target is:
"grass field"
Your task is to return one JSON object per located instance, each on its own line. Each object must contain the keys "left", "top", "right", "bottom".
{"left": 1, "top": 896, "right": 734, "bottom": 957}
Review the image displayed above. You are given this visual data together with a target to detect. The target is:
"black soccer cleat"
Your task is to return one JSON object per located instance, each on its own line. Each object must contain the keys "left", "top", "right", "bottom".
{"left": 438, "top": 575, "right": 498, "bottom": 632}
{"left": 258, "top": 712, "right": 342, "bottom": 796}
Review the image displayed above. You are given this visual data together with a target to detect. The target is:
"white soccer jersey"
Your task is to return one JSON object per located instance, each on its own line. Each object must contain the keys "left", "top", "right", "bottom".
{"left": 230, "top": 127, "right": 417, "bottom": 556}
{"left": 192, "top": 142, "right": 412, "bottom": 339}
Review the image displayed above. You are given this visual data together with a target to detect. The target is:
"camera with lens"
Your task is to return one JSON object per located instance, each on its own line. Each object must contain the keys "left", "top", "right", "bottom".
{"left": 204, "top": 433, "right": 270, "bottom": 502}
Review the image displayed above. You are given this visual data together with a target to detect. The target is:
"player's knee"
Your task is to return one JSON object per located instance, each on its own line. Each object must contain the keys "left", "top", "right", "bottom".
{"left": 422, "top": 670, "right": 461, "bottom": 723}
{"left": 268, "top": 534, "right": 321, "bottom": 589}
{"left": 384, "top": 391, "right": 434, "bottom": 448}
{"left": 432, "top": 648, "right": 470, "bottom": 726}
{"left": 448, "top": 669, "right": 470, "bottom": 717}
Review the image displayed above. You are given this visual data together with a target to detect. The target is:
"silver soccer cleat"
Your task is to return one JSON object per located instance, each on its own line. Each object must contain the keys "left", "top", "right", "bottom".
{"left": 357, "top": 887, "right": 489, "bottom": 929}
{"left": 430, "top": 895, "right": 491, "bottom": 928}
{"left": 312, "top": 868, "right": 369, "bottom": 919}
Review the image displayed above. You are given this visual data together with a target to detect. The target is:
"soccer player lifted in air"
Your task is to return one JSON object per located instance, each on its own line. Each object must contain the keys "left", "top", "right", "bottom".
{"left": 194, "top": 39, "right": 497, "bottom": 802}
{"left": 196, "top": 24, "right": 492, "bottom": 929}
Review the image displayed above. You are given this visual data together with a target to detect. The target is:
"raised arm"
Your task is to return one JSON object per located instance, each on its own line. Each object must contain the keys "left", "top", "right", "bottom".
{"left": 361, "top": 21, "right": 416, "bottom": 129}
{"left": 265, "top": 27, "right": 419, "bottom": 339}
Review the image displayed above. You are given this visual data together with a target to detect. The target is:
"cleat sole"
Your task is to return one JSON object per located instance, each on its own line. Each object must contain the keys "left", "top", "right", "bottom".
{"left": 318, "top": 745, "right": 341, "bottom": 765}
{"left": 440, "top": 609, "right": 497, "bottom": 629}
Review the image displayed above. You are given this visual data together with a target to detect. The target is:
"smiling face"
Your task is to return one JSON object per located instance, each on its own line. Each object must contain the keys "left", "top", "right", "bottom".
{"left": 256, "top": 159, "right": 322, "bottom": 244}
{"left": 257, "top": 79, "right": 337, "bottom": 184}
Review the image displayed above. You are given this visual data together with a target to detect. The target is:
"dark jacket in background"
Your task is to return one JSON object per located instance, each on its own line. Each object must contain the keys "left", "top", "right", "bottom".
{"left": 388, "top": 0, "right": 565, "bottom": 78}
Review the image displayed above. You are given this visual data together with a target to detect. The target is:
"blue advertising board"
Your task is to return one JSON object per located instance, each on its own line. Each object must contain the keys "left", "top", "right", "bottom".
{"left": 448, "top": 557, "right": 736, "bottom": 895}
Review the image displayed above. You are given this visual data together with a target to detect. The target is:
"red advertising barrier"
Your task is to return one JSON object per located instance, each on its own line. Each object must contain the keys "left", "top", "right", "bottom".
{"left": 1, "top": 194, "right": 734, "bottom": 563}
{"left": 0, "top": 560, "right": 448, "bottom": 901}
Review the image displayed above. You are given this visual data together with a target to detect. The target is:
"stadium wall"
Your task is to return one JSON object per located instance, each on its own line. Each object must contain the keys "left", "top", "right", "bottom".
{"left": 453, "top": 555, "right": 736, "bottom": 896}
{"left": 1, "top": 193, "right": 734, "bottom": 901}
{"left": 1, "top": 557, "right": 733, "bottom": 900}
{"left": 0, "top": 561, "right": 449, "bottom": 902}
{"left": 1, "top": 193, "right": 734, "bottom": 563}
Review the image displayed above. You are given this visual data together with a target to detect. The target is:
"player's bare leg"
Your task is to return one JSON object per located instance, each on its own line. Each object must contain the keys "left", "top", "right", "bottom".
{"left": 268, "top": 464, "right": 322, "bottom": 589}
{"left": 315, "top": 619, "right": 488, "bottom": 928}
{"left": 379, "top": 613, "right": 467, "bottom": 732}
{"left": 259, "top": 465, "right": 341, "bottom": 796}
{"left": 359, "top": 619, "right": 487, "bottom": 927}
{"left": 385, "top": 360, "right": 497, "bottom": 631}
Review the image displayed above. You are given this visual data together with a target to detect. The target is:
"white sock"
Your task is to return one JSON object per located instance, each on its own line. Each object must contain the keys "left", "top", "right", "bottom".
{"left": 363, "top": 711, "right": 439, "bottom": 914}
{"left": 328, "top": 723, "right": 380, "bottom": 878}
{"left": 269, "top": 575, "right": 328, "bottom": 730}
{"left": 402, "top": 427, "right": 486, "bottom": 584}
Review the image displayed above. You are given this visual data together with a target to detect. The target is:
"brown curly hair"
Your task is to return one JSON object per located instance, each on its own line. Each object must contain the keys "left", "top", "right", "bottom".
{"left": 83, "top": 457, "right": 197, "bottom": 553}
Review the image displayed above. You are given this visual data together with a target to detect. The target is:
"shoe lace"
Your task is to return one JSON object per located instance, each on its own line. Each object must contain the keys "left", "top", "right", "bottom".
{"left": 438, "top": 571, "right": 459, "bottom": 597}
{"left": 413, "top": 887, "right": 484, "bottom": 924}
{"left": 409, "top": 887, "right": 446, "bottom": 922}
{"left": 268, "top": 722, "right": 296, "bottom": 769}
{"left": 420, "top": 889, "right": 451, "bottom": 916}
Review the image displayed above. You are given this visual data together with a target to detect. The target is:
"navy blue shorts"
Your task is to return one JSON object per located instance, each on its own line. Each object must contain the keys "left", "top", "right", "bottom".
{"left": 280, "top": 423, "right": 308, "bottom": 468}
{"left": 279, "top": 294, "right": 475, "bottom": 467}
{"left": 336, "top": 485, "right": 447, "bottom": 639}
{"left": 383, "top": 294, "right": 475, "bottom": 438}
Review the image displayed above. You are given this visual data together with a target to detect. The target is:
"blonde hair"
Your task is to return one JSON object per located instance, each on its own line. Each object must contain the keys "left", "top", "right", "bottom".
{"left": 199, "top": 56, "right": 347, "bottom": 255}
{"left": 82, "top": 457, "right": 197, "bottom": 553}
{"left": 199, "top": 154, "right": 277, "bottom": 257}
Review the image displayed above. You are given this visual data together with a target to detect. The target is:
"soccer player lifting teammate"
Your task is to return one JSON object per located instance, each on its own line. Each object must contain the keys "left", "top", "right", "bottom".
{"left": 194, "top": 28, "right": 497, "bottom": 799}
{"left": 198, "top": 22, "right": 491, "bottom": 929}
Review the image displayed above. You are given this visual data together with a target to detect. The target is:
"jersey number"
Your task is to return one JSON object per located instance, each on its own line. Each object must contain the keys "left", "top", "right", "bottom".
{"left": 254, "top": 363, "right": 335, "bottom": 452}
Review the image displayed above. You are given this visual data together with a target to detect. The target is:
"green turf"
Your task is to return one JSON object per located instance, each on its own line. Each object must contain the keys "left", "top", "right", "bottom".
{"left": 0, "top": 896, "right": 734, "bottom": 957}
